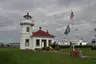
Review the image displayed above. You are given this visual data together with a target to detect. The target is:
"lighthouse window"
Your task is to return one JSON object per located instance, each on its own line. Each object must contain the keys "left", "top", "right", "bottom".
{"left": 25, "top": 39, "right": 29, "bottom": 46}
{"left": 36, "top": 39, "right": 40, "bottom": 46}
{"left": 26, "top": 27, "right": 30, "bottom": 32}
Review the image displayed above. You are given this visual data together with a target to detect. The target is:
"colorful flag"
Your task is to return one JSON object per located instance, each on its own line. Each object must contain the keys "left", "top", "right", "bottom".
{"left": 68, "top": 10, "right": 74, "bottom": 20}
{"left": 64, "top": 24, "right": 70, "bottom": 35}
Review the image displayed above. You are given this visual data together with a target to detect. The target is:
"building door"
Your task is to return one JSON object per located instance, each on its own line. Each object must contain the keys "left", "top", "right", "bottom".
{"left": 42, "top": 39, "right": 47, "bottom": 47}
{"left": 48, "top": 40, "right": 52, "bottom": 46}
{"left": 25, "top": 39, "right": 29, "bottom": 47}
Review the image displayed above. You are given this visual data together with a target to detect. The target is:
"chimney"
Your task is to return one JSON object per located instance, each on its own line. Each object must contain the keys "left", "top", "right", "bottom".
{"left": 39, "top": 27, "right": 41, "bottom": 30}
{"left": 27, "top": 12, "right": 29, "bottom": 15}
{"left": 47, "top": 30, "right": 49, "bottom": 33}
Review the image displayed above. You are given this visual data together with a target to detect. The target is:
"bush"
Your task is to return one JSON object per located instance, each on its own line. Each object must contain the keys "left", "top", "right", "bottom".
{"left": 42, "top": 47, "right": 46, "bottom": 50}
{"left": 35, "top": 48, "right": 42, "bottom": 52}
{"left": 91, "top": 46, "right": 96, "bottom": 50}
{"left": 59, "top": 45, "right": 92, "bottom": 49}
{"left": 55, "top": 45, "right": 60, "bottom": 51}
{"left": 50, "top": 42, "right": 60, "bottom": 51}
{"left": 51, "top": 42, "right": 58, "bottom": 48}
{"left": 45, "top": 47, "right": 51, "bottom": 51}
{"left": 42, "top": 46, "right": 52, "bottom": 51}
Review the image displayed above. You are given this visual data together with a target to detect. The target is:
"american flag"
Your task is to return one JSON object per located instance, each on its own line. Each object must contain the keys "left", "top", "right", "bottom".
{"left": 68, "top": 10, "right": 74, "bottom": 20}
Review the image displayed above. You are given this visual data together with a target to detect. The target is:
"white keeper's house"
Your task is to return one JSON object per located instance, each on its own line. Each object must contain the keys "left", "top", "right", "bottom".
{"left": 20, "top": 13, "right": 55, "bottom": 50}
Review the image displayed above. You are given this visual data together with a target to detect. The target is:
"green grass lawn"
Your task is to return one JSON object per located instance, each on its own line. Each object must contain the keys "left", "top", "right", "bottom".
{"left": 0, "top": 48, "right": 96, "bottom": 64}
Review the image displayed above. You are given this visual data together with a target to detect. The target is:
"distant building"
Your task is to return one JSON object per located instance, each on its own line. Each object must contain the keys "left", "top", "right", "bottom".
{"left": 60, "top": 38, "right": 88, "bottom": 46}
{"left": 71, "top": 39, "right": 88, "bottom": 45}
{"left": 20, "top": 13, "right": 55, "bottom": 50}
{"left": 8, "top": 43, "right": 20, "bottom": 48}
{"left": 60, "top": 38, "right": 70, "bottom": 45}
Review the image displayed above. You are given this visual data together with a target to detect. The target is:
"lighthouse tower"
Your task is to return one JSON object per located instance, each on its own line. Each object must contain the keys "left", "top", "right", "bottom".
{"left": 20, "top": 13, "right": 34, "bottom": 49}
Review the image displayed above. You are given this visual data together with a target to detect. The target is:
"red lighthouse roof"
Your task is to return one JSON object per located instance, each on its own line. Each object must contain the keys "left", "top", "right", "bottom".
{"left": 32, "top": 27, "right": 55, "bottom": 38}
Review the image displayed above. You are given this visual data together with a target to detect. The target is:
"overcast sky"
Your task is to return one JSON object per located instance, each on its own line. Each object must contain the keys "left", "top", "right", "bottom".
{"left": 0, "top": 0, "right": 96, "bottom": 43}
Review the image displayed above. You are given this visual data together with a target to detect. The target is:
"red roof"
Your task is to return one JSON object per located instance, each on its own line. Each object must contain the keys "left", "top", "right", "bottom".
{"left": 32, "top": 27, "right": 55, "bottom": 38}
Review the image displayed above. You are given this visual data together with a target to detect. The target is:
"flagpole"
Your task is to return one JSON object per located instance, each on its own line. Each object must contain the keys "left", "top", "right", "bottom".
{"left": 70, "top": 10, "right": 75, "bottom": 55}
{"left": 67, "top": 16, "right": 73, "bottom": 56}
{"left": 64, "top": 9, "right": 75, "bottom": 55}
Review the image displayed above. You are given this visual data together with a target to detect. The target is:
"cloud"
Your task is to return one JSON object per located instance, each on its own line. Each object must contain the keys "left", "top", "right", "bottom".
{"left": 0, "top": 0, "right": 96, "bottom": 43}
{"left": 0, "top": 25, "right": 17, "bottom": 31}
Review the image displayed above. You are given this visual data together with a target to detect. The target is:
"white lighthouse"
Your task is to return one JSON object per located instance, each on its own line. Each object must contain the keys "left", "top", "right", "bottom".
{"left": 20, "top": 13, "right": 55, "bottom": 50}
{"left": 20, "top": 13, "right": 34, "bottom": 50}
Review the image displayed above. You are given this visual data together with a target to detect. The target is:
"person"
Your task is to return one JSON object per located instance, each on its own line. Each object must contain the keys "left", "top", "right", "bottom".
{"left": 70, "top": 41, "right": 72, "bottom": 55}
{"left": 70, "top": 41, "right": 72, "bottom": 48}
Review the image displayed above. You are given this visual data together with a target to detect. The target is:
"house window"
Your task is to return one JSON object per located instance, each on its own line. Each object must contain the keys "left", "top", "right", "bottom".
{"left": 25, "top": 39, "right": 29, "bottom": 46}
{"left": 36, "top": 39, "right": 40, "bottom": 46}
{"left": 48, "top": 40, "right": 52, "bottom": 46}
{"left": 26, "top": 27, "right": 30, "bottom": 32}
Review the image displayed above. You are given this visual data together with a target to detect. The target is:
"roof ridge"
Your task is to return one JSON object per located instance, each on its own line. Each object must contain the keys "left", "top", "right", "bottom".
{"left": 32, "top": 29, "right": 55, "bottom": 37}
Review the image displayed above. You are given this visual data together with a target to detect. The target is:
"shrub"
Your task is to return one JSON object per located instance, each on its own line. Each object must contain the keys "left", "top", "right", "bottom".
{"left": 45, "top": 47, "right": 51, "bottom": 51}
{"left": 55, "top": 45, "right": 60, "bottom": 51}
{"left": 42, "top": 47, "right": 46, "bottom": 50}
{"left": 51, "top": 42, "right": 58, "bottom": 48}
{"left": 35, "top": 48, "right": 42, "bottom": 52}
{"left": 91, "top": 46, "right": 96, "bottom": 50}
